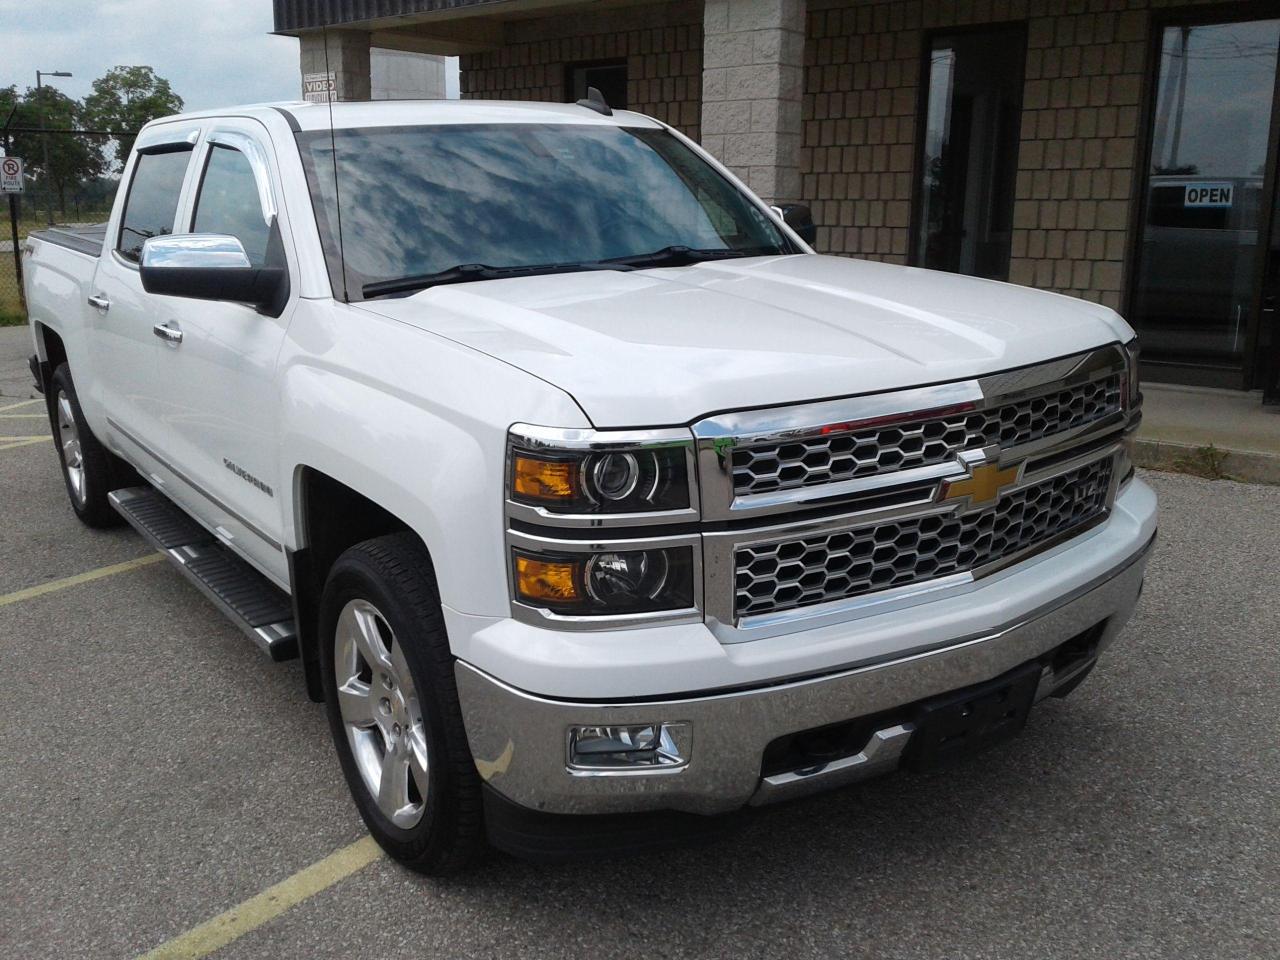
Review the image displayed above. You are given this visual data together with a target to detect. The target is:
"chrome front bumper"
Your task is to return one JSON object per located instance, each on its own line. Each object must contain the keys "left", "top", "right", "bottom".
{"left": 456, "top": 534, "right": 1153, "bottom": 816}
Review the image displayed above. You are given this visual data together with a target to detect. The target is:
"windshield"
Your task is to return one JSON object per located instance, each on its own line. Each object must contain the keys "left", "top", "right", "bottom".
{"left": 296, "top": 123, "right": 793, "bottom": 299}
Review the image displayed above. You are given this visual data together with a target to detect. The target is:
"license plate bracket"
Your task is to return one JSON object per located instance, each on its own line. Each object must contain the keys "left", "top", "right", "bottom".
{"left": 901, "top": 661, "right": 1042, "bottom": 772}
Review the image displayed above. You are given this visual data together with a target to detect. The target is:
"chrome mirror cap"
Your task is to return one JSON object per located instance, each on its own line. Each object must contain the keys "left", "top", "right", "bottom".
{"left": 140, "top": 234, "right": 251, "bottom": 270}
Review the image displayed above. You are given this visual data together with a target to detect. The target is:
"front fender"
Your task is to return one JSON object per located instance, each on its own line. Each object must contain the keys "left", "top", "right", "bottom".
{"left": 277, "top": 300, "right": 589, "bottom": 623}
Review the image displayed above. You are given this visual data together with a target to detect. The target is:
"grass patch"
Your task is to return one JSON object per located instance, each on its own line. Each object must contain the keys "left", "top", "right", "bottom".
{"left": 1, "top": 253, "right": 26, "bottom": 326}
{"left": 1172, "top": 443, "right": 1232, "bottom": 480}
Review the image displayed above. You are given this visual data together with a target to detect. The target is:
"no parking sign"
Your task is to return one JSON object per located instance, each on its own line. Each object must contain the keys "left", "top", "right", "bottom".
{"left": 1, "top": 157, "right": 23, "bottom": 194}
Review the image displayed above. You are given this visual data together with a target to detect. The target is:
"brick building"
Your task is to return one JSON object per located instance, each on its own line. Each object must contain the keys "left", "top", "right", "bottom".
{"left": 273, "top": 0, "right": 1280, "bottom": 395}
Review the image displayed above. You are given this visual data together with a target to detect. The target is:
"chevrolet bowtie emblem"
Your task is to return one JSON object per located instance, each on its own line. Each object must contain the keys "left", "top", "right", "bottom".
{"left": 940, "top": 460, "right": 1021, "bottom": 507}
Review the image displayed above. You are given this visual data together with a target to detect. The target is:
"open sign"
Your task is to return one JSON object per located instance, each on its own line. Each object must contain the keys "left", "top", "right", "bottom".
{"left": 1184, "top": 183, "right": 1233, "bottom": 208}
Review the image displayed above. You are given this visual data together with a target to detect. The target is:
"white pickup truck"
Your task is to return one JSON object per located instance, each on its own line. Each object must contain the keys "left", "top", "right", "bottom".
{"left": 24, "top": 98, "right": 1156, "bottom": 872}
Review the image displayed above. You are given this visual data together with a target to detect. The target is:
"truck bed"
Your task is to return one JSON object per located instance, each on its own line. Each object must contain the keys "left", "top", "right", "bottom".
{"left": 29, "top": 223, "right": 107, "bottom": 257}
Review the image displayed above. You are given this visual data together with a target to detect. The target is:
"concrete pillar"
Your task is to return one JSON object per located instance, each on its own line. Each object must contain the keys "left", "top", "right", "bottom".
{"left": 299, "top": 30, "right": 372, "bottom": 102}
{"left": 700, "top": 0, "right": 805, "bottom": 205}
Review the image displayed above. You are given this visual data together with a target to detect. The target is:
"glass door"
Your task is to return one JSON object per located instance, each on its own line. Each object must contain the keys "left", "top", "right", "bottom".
{"left": 1130, "top": 18, "right": 1280, "bottom": 385}
{"left": 914, "top": 27, "right": 1025, "bottom": 280}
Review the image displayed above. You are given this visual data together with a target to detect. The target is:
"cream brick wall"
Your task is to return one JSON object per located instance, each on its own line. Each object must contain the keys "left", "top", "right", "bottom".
{"left": 804, "top": 0, "right": 1204, "bottom": 311}
{"left": 459, "top": 0, "right": 704, "bottom": 140}
{"left": 701, "top": 0, "right": 806, "bottom": 204}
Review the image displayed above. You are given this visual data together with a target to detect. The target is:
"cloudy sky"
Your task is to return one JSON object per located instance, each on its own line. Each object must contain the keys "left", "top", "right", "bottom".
{"left": 1, "top": 0, "right": 457, "bottom": 112}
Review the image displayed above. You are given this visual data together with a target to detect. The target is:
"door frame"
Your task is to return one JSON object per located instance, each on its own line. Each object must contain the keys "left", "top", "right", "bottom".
{"left": 1124, "top": 1, "right": 1280, "bottom": 390}
{"left": 906, "top": 20, "right": 1028, "bottom": 278}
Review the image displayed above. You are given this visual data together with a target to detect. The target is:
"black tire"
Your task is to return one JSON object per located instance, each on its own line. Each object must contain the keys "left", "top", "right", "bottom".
{"left": 48, "top": 363, "right": 132, "bottom": 528}
{"left": 319, "top": 532, "right": 484, "bottom": 874}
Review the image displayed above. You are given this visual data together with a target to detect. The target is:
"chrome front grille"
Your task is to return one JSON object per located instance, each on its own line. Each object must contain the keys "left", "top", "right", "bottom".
{"left": 734, "top": 458, "right": 1114, "bottom": 619}
{"left": 731, "top": 374, "right": 1122, "bottom": 497}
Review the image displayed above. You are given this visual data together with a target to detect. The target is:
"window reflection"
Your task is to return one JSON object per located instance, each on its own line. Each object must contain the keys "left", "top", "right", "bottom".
{"left": 915, "top": 28, "right": 1025, "bottom": 280}
{"left": 298, "top": 123, "right": 787, "bottom": 299}
{"left": 1132, "top": 19, "right": 1280, "bottom": 370}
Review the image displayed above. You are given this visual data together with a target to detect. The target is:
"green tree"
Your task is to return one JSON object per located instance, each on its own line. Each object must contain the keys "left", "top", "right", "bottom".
{"left": 82, "top": 66, "right": 184, "bottom": 170}
{"left": 6, "top": 85, "right": 104, "bottom": 219}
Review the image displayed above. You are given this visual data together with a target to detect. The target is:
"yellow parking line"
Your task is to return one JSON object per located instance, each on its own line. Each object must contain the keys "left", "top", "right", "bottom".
{"left": 0, "top": 436, "right": 50, "bottom": 451}
{"left": 0, "top": 413, "right": 46, "bottom": 418}
{"left": 136, "top": 837, "right": 383, "bottom": 960}
{"left": 0, "top": 554, "right": 164, "bottom": 608}
{"left": 0, "top": 398, "right": 42, "bottom": 412}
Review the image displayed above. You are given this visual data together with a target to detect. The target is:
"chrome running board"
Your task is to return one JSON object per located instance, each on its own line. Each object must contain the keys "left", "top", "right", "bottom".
{"left": 109, "top": 487, "right": 297, "bottom": 662}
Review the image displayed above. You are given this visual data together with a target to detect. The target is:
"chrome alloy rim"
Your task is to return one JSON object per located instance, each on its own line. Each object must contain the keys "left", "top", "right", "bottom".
{"left": 55, "top": 390, "right": 85, "bottom": 506}
{"left": 334, "top": 599, "right": 429, "bottom": 828}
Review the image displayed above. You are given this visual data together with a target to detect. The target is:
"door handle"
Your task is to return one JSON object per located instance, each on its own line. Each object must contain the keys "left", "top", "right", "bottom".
{"left": 153, "top": 321, "right": 183, "bottom": 344}
{"left": 87, "top": 294, "right": 110, "bottom": 312}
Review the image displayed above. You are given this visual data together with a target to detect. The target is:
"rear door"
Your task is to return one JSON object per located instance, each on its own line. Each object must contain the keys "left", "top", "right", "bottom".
{"left": 148, "top": 120, "right": 297, "bottom": 585}
{"left": 89, "top": 128, "right": 200, "bottom": 463}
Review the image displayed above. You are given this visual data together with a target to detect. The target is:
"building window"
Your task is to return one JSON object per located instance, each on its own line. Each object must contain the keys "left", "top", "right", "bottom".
{"left": 1129, "top": 16, "right": 1280, "bottom": 385}
{"left": 913, "top": 27, "right": 1025, "bottom": 280}
{"left": 567, "top": 60, "right": 628, "bottom": 110}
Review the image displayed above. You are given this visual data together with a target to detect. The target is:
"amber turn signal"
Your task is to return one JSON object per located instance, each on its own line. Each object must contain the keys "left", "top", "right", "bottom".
{"left": 512, "top": 455, "right": 578, "bottom": 502}
{"left": 514, "top": 554, "right": 582, "bottom": 604}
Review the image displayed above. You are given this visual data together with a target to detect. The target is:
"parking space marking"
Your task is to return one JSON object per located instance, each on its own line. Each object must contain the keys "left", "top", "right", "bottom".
{"left": 0, "top": 554, "right": 164, "bottom": 608}
{"left": 136, "top": 836, "right": 382, "bottom": 960}
{"left": 0, "top": 398, "right": 42, "bottom": 412}
{"left": 0, "top": 436, "right": 50, "bottom": 451}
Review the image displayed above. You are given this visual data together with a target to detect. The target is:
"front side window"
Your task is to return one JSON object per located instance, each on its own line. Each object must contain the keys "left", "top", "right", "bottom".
{"left": 297, "top": 123, "right": 791, "bottom": 300}
{"left": 192, "top": 144, "right": 271, "bottom": 266}
{"left": 117, "top": 148, "right": 193, "bottom": 262}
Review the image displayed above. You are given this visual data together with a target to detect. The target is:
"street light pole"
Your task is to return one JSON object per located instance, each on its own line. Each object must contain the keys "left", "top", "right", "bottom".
{"left": 35, "top": 70, "right": 73, "bottom": 226}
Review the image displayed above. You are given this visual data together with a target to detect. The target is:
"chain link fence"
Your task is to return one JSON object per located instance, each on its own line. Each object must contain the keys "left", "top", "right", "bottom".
{"left": 2, "top": 129, "right": 133, "bottom": 326}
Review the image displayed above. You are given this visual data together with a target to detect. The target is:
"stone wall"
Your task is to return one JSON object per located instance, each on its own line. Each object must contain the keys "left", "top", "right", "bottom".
{"left": 802, "top": 0, "right": 1194, "bottom": 311}
{"left": 701, "top": 0, "right": 806, "bottom": 204}
{"left": 459, "top": 0, "right": 704, "bottom": 140}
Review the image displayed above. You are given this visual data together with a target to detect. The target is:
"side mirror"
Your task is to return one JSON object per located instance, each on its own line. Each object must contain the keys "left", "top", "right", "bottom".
{"left": 771, "top": 203, "right": 817, "bottom": 246}
{"left": 139, "top": 234, "right": 288, "bottom": 316}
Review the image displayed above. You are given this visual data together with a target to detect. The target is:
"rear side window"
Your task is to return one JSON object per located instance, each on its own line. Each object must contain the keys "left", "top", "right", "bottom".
{"left": 117, "top": 149, "right": 193, "bottom": 262}
{"left": 192, "top": 145, "right": 271, "bottom": 267}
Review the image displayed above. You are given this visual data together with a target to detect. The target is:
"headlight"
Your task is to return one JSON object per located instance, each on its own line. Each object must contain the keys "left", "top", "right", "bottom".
{"left": 512, "top": 546, "right": 695, "bottom": 615}
{"left": 506, "top": 426, "right": 701, "bottom": 626}
{"left": 507, "top": 426, "right": 695, "bottom": 517}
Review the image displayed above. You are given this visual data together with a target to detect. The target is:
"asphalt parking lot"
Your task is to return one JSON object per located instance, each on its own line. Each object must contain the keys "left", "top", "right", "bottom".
{"left": 3, "top": 406, "right": 1279, "bottom": 959}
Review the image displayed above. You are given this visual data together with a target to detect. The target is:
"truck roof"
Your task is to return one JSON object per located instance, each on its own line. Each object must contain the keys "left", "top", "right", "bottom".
{"left": 142, "top": 99, "right": 665, "bottom": 135}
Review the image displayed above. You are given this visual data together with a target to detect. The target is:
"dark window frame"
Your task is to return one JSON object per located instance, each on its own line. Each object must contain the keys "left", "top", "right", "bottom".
{"left": 1124, "top": 0, "right": 1280, "bottom": 390}
{"left": 564, "top": 58, "right": 629, "bottom": 110}
{"left": 907, "top": 20, "right": 1028, "bottom": 281}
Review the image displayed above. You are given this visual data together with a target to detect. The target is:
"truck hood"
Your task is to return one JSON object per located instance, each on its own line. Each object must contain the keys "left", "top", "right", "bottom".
{"left": 357, "top": 254, "right": 1132, "bottom": 427}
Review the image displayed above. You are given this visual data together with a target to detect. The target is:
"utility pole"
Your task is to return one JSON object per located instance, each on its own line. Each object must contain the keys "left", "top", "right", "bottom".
{"left": 35, "top": 70, "right": 72, "bottom": 226}
{"left": 2, "top": 108, "right": 24, "bottom": 308}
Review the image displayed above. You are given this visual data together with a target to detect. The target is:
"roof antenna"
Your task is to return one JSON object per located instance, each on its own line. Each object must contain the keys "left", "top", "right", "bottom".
{"left": 322, "top": 25, "right": 350, "bottom": 303}
{"left": 576, "top": 86, "right": 612, "bottom": 116}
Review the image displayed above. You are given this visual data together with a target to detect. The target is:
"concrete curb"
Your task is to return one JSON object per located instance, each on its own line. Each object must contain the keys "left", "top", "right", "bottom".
{"left": 1134, "top": 438, "right": 1280, "bottom": 487}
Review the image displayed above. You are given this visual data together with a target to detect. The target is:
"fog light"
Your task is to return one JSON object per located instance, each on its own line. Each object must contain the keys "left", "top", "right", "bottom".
{"left": 567, "top": 723, "right": 690, "bottom": 772}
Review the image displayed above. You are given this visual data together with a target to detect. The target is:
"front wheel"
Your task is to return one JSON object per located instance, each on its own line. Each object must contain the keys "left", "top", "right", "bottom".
{"left": 319, "top": 533, "right": 484, "bottom": 874}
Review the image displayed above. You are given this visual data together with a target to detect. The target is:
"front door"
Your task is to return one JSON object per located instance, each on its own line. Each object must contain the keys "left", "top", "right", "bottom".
{"left": 1130, "top": 16, "right": 1280, "bottom": 388}
{"left": 150, "top": 121, "right": 296, "bottom": 585}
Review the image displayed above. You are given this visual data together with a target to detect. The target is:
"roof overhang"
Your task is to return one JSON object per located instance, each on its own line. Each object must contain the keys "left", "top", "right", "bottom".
{"left": 273, "top": 0, "right": 650, "bottom": 55}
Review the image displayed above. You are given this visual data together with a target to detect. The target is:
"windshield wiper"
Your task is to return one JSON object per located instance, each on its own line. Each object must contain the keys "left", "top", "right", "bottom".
{"left": 600, "top": 244, "right": 780, "bottom": 270}
{"left": 362, "top": 261, "right": 630, "bottom": 299}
